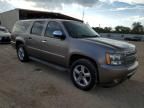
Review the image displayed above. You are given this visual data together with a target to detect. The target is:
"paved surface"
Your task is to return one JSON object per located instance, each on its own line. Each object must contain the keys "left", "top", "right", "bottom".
{"left": 0, "top": 42, "right": 144, "bottom": 108}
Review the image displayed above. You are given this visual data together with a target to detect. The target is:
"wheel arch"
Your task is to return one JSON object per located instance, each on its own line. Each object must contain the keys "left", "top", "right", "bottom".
{"left": 69, "top": 54, "right": 100, "bottom": 82}
{"left": 16, "top": 39, "right": 25, "bottom": 49}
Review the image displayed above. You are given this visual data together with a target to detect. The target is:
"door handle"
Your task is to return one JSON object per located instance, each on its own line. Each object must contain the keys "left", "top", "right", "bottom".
{"left": 42, "top": 40, "right": 47, "bottom": 43}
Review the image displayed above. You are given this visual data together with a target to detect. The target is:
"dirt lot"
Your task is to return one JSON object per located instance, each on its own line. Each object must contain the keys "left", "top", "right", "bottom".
{"left": 0, "top": 42, "right": 144, "bottom": 108}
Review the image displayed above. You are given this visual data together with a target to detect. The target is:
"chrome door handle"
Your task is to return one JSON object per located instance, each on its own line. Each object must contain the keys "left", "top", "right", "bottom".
{"left": 42, "top": 40, "right": 47, "bottom": 43}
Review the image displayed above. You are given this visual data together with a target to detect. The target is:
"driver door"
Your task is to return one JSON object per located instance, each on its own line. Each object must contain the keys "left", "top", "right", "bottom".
{"left": 41, "top": 21, "right": 68, "bottom": 66}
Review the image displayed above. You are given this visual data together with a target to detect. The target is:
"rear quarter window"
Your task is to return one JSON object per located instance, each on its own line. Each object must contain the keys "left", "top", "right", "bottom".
{"left": 12, "top": 21, "right": 31, "bottom": 33}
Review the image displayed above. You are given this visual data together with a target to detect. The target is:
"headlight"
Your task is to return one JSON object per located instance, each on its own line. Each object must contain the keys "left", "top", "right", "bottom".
{"left": 106, "top": 52, "right": 124, "bottom": 65}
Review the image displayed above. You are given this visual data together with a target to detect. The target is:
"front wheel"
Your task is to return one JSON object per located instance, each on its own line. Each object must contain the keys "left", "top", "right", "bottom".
{"left": 17, "top": 44, "right": 29, "bottom": 62}
{"left": 70, "top": 59, "right": 97, "bottom": 91}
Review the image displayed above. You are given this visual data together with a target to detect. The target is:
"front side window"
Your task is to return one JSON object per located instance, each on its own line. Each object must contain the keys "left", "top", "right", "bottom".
{"left": 31, "top": 21, "right": 45, "bottom": 36}
{"left": 63, "top": 21, "right": 100, "bottom": 38}
{"left": 45, "top": 21, "right": 63, "bottom": 37}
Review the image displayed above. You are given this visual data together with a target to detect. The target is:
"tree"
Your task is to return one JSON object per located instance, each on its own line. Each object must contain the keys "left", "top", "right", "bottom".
{"left": 115, "top": 26, "right": 131, "bottom": 33}
{"left": 92, "top": 22, "right": 144, "bottom": 34}
{"left": 92, "top": 27, "right": 104, "bottom": 33}
{"left": 104, "top": 27, "right": 112, "bottom": 33}
{"left": 132, "top": 22, "right": 144, "bottom": 34}
{"left": 92, "top": 27, "right": 112, "bottom": 33}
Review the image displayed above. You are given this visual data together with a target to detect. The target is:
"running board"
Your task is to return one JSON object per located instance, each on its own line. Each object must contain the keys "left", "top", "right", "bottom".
{"left": 29, "top": 56, "right": 67, "bottom": 72}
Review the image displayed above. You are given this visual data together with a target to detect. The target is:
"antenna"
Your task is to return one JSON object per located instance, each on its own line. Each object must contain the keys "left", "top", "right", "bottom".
{"left": 82, "top": 8, "right": 85, "bottom": 21}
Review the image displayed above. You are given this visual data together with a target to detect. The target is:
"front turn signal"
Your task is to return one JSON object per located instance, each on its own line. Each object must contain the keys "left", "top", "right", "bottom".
{"left": 106, "top": 53, "right": 111, "bottom": 64}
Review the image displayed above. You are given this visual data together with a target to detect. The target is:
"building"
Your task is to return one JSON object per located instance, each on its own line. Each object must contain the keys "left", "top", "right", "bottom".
{"left": 0, "top": 8, "right": 83, "bottom": 31}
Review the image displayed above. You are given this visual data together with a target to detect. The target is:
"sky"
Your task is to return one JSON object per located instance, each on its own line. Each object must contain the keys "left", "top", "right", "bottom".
{"left": 0, "top": 0, "right": 144, "bottom": 28}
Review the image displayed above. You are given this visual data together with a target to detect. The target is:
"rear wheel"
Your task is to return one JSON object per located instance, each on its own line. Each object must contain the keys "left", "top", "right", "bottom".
{"left": 17, "top": 44, "right": 29, "bottom": 62}
{"left": 70, "top": 59, "right": 97, "bottom": 91}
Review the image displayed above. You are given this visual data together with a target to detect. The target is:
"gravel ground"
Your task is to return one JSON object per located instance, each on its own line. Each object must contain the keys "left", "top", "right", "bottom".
{"left": 0, "top": 42, "right": 144, "bottom": 108}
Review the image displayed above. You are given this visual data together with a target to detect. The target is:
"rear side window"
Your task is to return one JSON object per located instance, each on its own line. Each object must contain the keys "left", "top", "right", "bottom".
{"left": 31, "top": 21, "right": 45, "bottom": 36}
{"left": 13, "top": 21, "right": 31, "bottom": 33}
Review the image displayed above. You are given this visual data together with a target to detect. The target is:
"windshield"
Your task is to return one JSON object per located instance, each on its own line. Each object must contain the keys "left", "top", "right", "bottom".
{"left": 63, "top": 21, "right": 100, "bottom": 38}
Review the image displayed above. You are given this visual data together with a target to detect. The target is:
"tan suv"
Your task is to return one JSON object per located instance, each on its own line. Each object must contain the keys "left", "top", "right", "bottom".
{"left": 11, "top": 19, "right": 138, "bottom": 91}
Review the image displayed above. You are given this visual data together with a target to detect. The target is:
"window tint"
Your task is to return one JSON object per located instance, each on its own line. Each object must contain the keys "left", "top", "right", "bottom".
{"left": 13, "top": 21, "right": 31, "bottom": 33}
{"left": 45, "top": 21, "right": 62, "bottom": 37}
{"left": 63, "top": 21, "right": 100, "bottom": 38}
{"left": 31, "top": 21, "right": 45, "bottom": 36}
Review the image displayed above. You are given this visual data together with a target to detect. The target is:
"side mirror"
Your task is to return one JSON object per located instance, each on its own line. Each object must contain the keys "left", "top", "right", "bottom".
{"left": 53, "top": 30, "right": 65, "bottom": 40}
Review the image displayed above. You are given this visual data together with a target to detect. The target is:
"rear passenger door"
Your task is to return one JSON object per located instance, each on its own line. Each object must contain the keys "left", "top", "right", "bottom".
{"left": 26, "top": 21, "right": 46, "bottom": 58}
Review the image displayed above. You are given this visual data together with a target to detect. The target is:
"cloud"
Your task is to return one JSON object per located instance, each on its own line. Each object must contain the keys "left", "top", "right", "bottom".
{"left": 109, "top": 0, "right": 144, "bottom": 4}
{"left": 0, "top": 0, "right": 14, "bottom": 12}
{"left": 25, "top": 0, "right": 99, "bottom": 9}
{"left": 92, "top": 0, "right": 144, "bottom": 15}
{"left": 0, "top": 0, "right": 144, "bottom": 27}
{"left": 1, "top": 0, "right": 143, "bottom": 12}
{"left": 123, "top": 16, "right": 144, "bottom": 22}
{"left": 111, "top": 4, "right": 144, "bottom": 11}
{"left": 117, "top": 15, "right": 144, "bottom": 27}
{"left": 91, "top": 1, "right": 134, "bottom": 10}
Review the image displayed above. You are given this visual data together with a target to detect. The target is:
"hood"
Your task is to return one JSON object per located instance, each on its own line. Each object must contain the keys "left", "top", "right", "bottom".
{"left": 83, "top": 37, "right": 135, "bottom": 51}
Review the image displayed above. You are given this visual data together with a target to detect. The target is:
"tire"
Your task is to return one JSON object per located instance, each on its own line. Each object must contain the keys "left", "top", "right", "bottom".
{"left": 17, "top": 44, "right": 29, "bottom": 62}
{"left": 70, "top": 59, "right": 97, "bottom": 91}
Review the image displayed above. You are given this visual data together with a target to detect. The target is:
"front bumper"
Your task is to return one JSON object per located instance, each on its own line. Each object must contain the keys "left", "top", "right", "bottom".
{"left": 99, "top": 61, "right": 139, "bottom": 83}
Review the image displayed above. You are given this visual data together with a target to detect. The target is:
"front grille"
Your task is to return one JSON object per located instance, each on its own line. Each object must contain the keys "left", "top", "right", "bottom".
{"left": 124, "top": 50, "right": 137, "bottom": 65}
{"left": 1, "top": 37, "right": 11, "bottom": 42}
